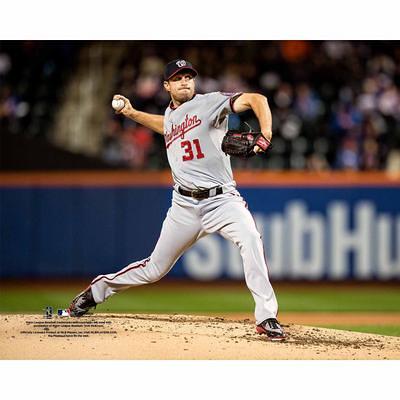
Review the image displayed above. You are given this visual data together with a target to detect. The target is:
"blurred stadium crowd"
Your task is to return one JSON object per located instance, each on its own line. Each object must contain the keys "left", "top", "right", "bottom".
{"left": 1, "top": 41, "right": 400, "bottom": 171}
{"left": 0, "top": 42, "right": 78, "bottom": 137}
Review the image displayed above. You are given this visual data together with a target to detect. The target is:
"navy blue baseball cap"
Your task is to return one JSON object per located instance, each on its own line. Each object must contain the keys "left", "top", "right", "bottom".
{"left": 164, "top": 59, "right": 198, "bottom": 80}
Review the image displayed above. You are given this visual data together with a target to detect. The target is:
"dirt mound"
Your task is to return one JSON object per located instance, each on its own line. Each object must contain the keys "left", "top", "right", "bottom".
{"left": 1, "top": 313, "right": 399, "bottom": 360}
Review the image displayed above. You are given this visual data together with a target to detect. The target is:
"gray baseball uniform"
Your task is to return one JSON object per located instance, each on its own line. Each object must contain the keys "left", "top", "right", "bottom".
{"left": 90, "top": 92, "right": 278, "bottom": 324}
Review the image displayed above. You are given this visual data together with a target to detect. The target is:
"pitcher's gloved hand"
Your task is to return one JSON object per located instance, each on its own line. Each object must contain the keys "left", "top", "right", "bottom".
{"left": 221, "top": 131, "right": 272, "bottom": 159}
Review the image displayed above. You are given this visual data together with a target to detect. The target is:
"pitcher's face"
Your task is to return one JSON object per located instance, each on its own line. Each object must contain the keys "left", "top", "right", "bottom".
{"left": 164, "top": 73, "right": 195, "bottom": 104}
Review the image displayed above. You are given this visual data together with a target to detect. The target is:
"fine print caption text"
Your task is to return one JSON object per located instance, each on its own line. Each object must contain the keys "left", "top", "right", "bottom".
{"left": 20, "top": 319, "right": 116, "bottom": 338}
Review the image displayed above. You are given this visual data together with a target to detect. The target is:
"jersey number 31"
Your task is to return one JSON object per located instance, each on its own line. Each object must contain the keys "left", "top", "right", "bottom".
{"left": 181, "top": 139, "right": 205, "bottom": 161}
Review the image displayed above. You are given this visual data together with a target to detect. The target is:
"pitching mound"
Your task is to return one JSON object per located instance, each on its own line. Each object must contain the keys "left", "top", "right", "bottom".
{"left": 1, "top": 313, "right": 399, "bottom": 359}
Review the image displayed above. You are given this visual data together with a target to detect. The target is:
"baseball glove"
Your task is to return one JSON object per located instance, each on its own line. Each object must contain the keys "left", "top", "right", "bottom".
{"left": 221, "top": 131, "right": 272, "bottom": 159}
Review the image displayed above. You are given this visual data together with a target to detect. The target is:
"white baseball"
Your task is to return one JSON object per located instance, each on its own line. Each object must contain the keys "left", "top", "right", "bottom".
{"left": 112, "top": 99, "right": 125, "bottom": 111}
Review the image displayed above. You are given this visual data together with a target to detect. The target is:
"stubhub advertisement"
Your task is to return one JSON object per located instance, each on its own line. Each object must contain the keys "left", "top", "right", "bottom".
{"left": 1, "top": 185, "right": 399, "bottom": 280}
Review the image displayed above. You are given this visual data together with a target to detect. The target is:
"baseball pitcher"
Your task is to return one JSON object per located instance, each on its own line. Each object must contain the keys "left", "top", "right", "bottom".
{"left": 68, "top": 59, "right": 285, "bottom": 341}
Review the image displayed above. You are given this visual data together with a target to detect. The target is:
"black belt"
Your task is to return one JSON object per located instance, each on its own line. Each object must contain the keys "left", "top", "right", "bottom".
{"left": 178, "top": 186, "right": 223, "bottom": 199}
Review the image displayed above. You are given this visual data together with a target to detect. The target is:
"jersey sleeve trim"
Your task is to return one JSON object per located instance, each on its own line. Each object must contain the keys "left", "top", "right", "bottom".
{"left": 230, "top": 93, "right": 243, "bottom": 113}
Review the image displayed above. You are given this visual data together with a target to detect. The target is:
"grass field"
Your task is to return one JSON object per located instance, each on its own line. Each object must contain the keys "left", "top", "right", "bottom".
{"left": 1, "top": 282, "right": 400, "bottom": 337}
{"left": 323, "top": 325, "right": 400, "bottom": 337}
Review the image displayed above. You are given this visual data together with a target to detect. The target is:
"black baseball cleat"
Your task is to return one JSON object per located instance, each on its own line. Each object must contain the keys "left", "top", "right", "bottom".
{"left": 67, "top": 286, "right": 97, "bottom": 317}
{"left": 256, "top": 318, "right": 286, "bottom": 341}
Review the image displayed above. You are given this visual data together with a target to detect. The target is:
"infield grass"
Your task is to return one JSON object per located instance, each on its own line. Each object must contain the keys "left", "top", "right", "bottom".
{"left": 1, "top": 284, "right": 400, "bottom": 313}
{"left": 322, "top": 325, "right": 400, "bottom": 337}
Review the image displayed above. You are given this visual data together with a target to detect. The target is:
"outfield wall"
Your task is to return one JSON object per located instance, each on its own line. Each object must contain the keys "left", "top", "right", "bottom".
{"left": 1, "top": 171, "right": 399, "bottom": 280}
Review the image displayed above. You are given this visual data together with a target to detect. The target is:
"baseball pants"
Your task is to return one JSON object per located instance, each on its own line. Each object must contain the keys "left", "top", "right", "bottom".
{"left": 90, "top": 190, "right": 278, "bottom": 324}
